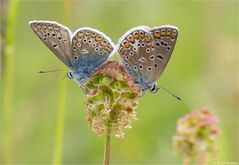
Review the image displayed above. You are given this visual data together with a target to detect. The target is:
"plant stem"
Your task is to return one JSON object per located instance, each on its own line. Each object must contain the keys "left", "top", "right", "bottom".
{"left": 53, "top": 79, "right": 67, "bottom": 164}
{"left": 2, "top": 0, "right": 18, "bottom": 164}
{"left": 52, "top": 0, "right": 71, "bottom": 164}
{"left": 104, "top": 132, "right": 111, "bottom": 165}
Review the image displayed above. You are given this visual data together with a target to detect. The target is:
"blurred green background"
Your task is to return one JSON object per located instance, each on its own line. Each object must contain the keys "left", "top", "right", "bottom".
{"left": 1, "top": 0, "right": 238, "bottom": 164}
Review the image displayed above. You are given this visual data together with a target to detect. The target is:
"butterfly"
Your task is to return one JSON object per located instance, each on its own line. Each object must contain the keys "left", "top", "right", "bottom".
{"left": 29, "top": 20, "right": 115, "bottom": 85}
{"left": 117, "top": 25, "right": 178, "bottom": 93}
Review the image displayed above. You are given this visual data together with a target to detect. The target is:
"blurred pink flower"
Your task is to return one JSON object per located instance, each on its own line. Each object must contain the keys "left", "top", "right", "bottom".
{"left": 173, "top": 108, "right": 220, "bottom": 165}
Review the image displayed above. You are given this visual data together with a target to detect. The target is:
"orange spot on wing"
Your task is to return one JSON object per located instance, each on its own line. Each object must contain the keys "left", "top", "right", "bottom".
{"left": 154, "top": 31, "right": 161, "bottom": 38}
{"left": 145, "top": 36, "right": 151, "bottom": 43}
{"left": 100, "top": 39, "right": 108, "bottom": 46}
{"left": 105, "top": 45, "right": 113, "bottom": 52}
{"left": 119, "top": 47, "right": 125, "bottom": 55}
{"left": 150, "top": 42, "right": 156, "bottom": 48}
{"left": 161, "top": 29, "right": 166, "bottom": 36}
{"left": 96, "top": 35, "right": 103, "bottom": 42}
{"left": 166, "top": 29, "right": 171, "bottom": 37}
{"left": 128, "top": 37, "right": 135, "bottom": 43}
{"left": 122, "top": 41, "right": 130, "bottom": 48}
{"left": 139, "top": 32, "right": 145, "bottom": 38}
{"left": 133, "top": 33, "right": 139, "bottom": 39}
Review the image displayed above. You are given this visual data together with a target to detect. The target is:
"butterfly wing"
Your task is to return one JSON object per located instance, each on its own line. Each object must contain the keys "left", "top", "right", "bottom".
{"left": 71, "top": 28, "right": 114, "bottom": 76}
{"left": 149, "top": 25, "right": 179, "bottom": 82}
{"left": 118, "top": 27, "right": 158, "bottom": 89}
{"left": 29, "top": 21, "right": 72, "bottom": 68}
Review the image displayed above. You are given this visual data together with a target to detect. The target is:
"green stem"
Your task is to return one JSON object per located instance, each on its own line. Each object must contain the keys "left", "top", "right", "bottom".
{"left": 2, "top": 0, "right": 18, "bottom": 164}
{"left": 52, "top": 0, "right": 71, "bottom": 164}
{"left": 53, "top": 79, "right": 67, "bottom": 164}
{"left": 104, "top": 128, "right": 111, "bottom": 165}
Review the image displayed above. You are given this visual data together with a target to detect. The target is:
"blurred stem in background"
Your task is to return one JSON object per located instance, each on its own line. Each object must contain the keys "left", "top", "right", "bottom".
{"left": 1, "top": 0, "right": 18, "bottom": 164}
{"left": 52, "top": 0, "right": 72, "bottom": 164}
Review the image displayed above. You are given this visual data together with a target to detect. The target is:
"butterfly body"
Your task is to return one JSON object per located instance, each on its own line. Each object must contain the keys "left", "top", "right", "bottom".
{"left": 29, "top": 21, "right": 115, "bottom": 86}
{"left": 117, "top": 25, "right": 178, "bottom": 93}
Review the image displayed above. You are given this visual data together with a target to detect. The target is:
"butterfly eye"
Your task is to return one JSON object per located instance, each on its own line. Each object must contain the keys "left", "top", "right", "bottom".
{"left": 150, "top": 84, "right": 158, "bottom": 93}
{"left": 67, "top": 71, "right": 73, "bottom": 79}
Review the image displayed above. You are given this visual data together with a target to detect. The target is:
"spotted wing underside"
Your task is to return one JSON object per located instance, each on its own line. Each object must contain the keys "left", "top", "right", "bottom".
{"left": 118, "top": 26, "right": 178, "bottom": 89}
{"left": 70, "top": 28, "right": 114, "bottom": 73}
{"left": 30, "top": 21, "right": 72, "bottom": 68}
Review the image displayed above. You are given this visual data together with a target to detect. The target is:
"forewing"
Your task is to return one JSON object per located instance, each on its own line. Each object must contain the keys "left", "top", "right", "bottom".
{"left": 118, "top": 27, "right": 157, "bottom": 85}
{"left": 71, "top": 28, "right": 114, "bottom": 72}
{"left": 29, "top": 21, "right": 72, "bottom": 67}
{"left": 149, "top": 25, "right": 179, "bottom": 82}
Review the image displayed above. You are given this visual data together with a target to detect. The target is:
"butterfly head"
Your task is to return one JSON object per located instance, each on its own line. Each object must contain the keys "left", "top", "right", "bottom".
{"left": 135, "top": 80, "right": 158, "bottom": 93}
{"left": 149, "top": 84, "right": 159, "bottom": 93}
{"left": 67, "top": 70, "right": 89, "bottom": 85}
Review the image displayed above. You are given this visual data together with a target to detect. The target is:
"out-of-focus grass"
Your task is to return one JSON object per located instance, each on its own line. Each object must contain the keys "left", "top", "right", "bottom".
{"left": 52, "top": 78, "right": 67, "bottom": 164}
{"left": 52, "top": 0, "right": 72, "bottom": 164}
{"left": 2, "top": 0, "right": 18, "bottom": 164}
{"left": 1, "top": 1, "right": 238, "bottom": 164}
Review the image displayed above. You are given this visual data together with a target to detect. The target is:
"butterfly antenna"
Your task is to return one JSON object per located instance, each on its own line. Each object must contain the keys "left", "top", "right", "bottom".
{"left": 38, "top": 69, "right": 64, "bottom": 73}
{"left": 158, "top": 86, "right": 182, "bottom": 101}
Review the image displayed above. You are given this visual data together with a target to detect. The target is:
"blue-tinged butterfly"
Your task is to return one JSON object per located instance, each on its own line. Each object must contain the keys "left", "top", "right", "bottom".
{"left": 29, "top": 21, "right": 115, "bottom": 85}
{"left": 117, "top": 25, "right": 178, "bottom": 93}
